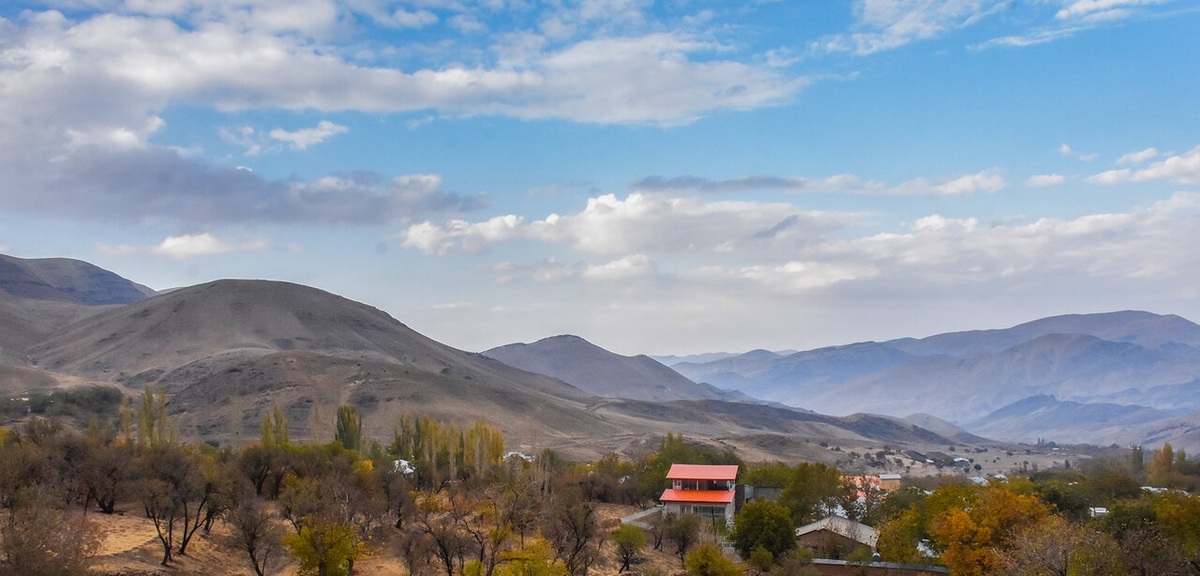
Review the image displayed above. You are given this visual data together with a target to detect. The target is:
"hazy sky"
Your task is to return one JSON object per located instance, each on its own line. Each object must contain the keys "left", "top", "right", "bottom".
{"left": 2, "top": 1, "right": 1198, "bottom": 355}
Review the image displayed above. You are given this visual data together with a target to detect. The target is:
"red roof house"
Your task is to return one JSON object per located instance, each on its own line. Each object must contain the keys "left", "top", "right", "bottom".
{"left": 659, "top": 464, "right": 739, "bottom": 526}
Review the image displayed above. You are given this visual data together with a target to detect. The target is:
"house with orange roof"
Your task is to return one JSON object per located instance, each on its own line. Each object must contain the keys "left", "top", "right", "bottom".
{"left": 659, "top": 463, "right": 739, "bottom": 526}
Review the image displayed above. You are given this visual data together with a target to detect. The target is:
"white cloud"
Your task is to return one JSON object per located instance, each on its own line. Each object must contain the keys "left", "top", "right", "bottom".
{"left": 98, "top": 233, "right": 272, "bottom": 259}
{"left": 401, "top": 193, "right": 850, "bottom": 256}
{"left": 0, "top": 10, "right": 801, "bottom": 129}
{"left": 931, "top": 170, "right": 1006, "bottom": 195}
{"left": 400, "top": 192, "right": 1200, "bottom": 355}
{"left": 1026, "top": 174, "right": 1066, "bottom": 187}
{"left": 268, "top": 120, "right": 349, "bottom": 150}
{"left": 1117, "top": 147, "right": 1159, "bottom": 164}
{"left": 814, "top": 0, "right": 1008, "bottom": 55}
{"left": 582, "top": 254, "right": 655, "bottom": 281}
{"left": 1056, "top": 0, "right": 1169, "bottom": 22}
{"left": 1059, "top": 143, "right": 1098, "bottom": 161}
{"left": 1087, "top": 146, "right": 1200, "bottom": 185}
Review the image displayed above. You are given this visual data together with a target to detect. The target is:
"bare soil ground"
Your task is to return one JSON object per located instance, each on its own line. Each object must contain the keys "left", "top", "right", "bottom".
{"left": 87, "top": 503, "right": 689, "bottom": 576}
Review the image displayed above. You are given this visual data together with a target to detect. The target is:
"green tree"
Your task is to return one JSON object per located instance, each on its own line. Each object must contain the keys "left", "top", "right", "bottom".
{"left": 262, "top": 406, "right": 290, "bottom": 449}
{"left": 731, "top": 499, "right": 795, "bottom": 561}
{"left": 137, "top": 386, "right": 175, "bottom": 449}
{"left": 286, "top": 520, "right": 360, "bottom": 576}
{"left": 683, "top": 542, "right": 741, "bottom": 576}
{"left": 335, "top": 405, "right": 363, "bottom": 453}
{"left": 778, "top": 462, "right": 843, "bottom": 524}
{"left": 611, "top": 523, "right": 645, "bottom": 573}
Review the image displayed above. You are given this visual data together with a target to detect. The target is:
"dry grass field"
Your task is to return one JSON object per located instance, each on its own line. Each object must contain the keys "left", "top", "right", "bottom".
{"left": 85, "top": 503, "right": 690, "bottom": 576}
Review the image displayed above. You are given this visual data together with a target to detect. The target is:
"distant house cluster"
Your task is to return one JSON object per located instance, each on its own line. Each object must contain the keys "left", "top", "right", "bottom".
{"left": 651, "top": 464, "right": 949, "bottom": 575}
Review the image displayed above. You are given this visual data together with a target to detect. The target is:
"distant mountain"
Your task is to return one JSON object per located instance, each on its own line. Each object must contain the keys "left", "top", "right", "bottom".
{"left": 653, "top": 350, "right": 797, "bottom": 367}
{"left": 2, "top": 266, "right": 971, "bottom": 461}
{"left": 0, "top": 254, "right": 154, "bottom": 365}
{"left": 0, "top": 254, "right": 154, "bottom": 305}
{"left": 673, "top": 311, "right": 1200, "bottom": 451}
{"left": 483, "top": 335, "right": 742, "bottom": 402}
{"left": 965, "top": 395, "right": 1191, "bottom": 446}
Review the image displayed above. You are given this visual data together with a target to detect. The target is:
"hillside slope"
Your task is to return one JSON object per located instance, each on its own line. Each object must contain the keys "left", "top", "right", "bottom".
{"left": 9, "top": 277, "right": 971, "bottom": 461}
{"left": 483, "top": 335, "right": 738, "bottom": 402}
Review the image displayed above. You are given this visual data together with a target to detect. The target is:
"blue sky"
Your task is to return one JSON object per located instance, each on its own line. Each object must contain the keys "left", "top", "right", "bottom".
{"left": 1, "top": 0, "right": 1198, "bottom": 355}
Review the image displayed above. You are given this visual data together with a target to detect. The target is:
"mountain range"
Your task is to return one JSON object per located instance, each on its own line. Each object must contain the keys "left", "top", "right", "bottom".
{"left": 0, "top": 253, "right": 974, "bottom": 462}
{"left": 5, "top": 252, "right": 1197, "bottom": 456}
{"left": 666, "top": 312, "right": 1200, "bottom": 451}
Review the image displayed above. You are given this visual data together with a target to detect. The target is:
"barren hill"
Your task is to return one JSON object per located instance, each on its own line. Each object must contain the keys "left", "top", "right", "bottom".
{"left": 0, "top": 254, "right": 154, "bottom": 305}
{"left": 2, "top": 270, "right": 972, "bottom": 461}
{"left": 483, "top": 334, "right": 738, "bottom": 402}
{"left": 23, "top": 279, "right": 622, "bottom": 452}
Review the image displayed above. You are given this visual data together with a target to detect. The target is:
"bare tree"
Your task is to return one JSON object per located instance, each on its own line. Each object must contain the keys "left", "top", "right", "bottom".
{"left": 543, "top": 488, "right": 605, "bottom": 576}
{"left": 229, "top": 499, "right": 285, "bottom": 576}
{"left": 0, "top": 495, "right": 100, "bottom": 576}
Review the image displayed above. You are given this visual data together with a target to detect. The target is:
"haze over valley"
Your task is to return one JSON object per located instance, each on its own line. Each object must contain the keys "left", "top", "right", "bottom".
{"left": 4, "top": 252, "right": 1198, "bottom": 460}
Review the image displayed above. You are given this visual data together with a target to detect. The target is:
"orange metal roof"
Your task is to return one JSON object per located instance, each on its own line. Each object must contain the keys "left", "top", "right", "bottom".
{"left": 666, "top": 464, "right": 738, "bottom": 481}
{"left": 659, "top": 489, "right": 735, "bottom": 504}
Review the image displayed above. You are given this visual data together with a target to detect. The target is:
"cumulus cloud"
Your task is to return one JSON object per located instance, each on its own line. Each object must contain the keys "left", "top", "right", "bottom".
{"left": 0, "top": 4, "right": 804, "bottom": 227}
{"left": 1087, "top": 146, "right": 1200, "bottom": 185}
{"left": 0, "top": 8, "right": 801, "bottom": 128}
{"left": 404, "top": 190, "right": 1200, "bottom": 302}
{"left": 99, "top": 233, "right": 272, "bottom": 259}
{"left": 401, "top": 193, "right": 851, "bottom": 256}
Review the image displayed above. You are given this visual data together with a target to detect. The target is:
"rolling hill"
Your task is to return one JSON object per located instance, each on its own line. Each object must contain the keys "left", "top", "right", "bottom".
{"left": 0, "top": 255, "right": 971, "bottom": 462}
{"left": 482, "top": 334, "right": 744, "bottom": 402}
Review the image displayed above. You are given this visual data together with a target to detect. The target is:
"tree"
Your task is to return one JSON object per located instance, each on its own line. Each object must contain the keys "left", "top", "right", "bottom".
{"left": 543, "top": 489, "right": 604, "bottom": 576}
{"left": 139, "top": 444, "right": 202, "bottom": 565}
{"left": 1149, "top": 490, "right": 1200, "bottom": 572}
{"left": 0, "top": 496, "right": 100, "bottom": 576}
{"left": 778, "top": 463, "right": 844, "bottom": 524}
{"left": 683, "top": 542, "right": 741, "bottom": 576}
{"left": 611, "top": 524, "right": 645, "bottom": 573}
{"left": 229, "top": 499, "right": 285, "bottom": 576}
{"left": 335, "top": 405, "right": 363, "bottom": 453}
{"left": 927, "top": 483, "right": 1050, "bottom": 576}
{"left": 494, "top": 539, "right": 568, "bottom": 576}
{"left": 78, "top": 439, "right": 135, "bottom": 514}
{"left": 410, "top": 491, "right": 469, "bottom": 576}
{"left": 666, "top": 513, "right": 702, "bottom": 564}
{"left": 286, "top": 520, "right": 360, "bottom": 576}
{"left": 262, "top": 406, "right": 290, "bottom": 449}
{"left": 136, "top": 386, "right": 175, "bottom": 448}
{"left": 731, "top": 499, "right": 795, "bottom": 561}
{"left": 998, "top": 514, "right": 1123, "bottom": 576}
